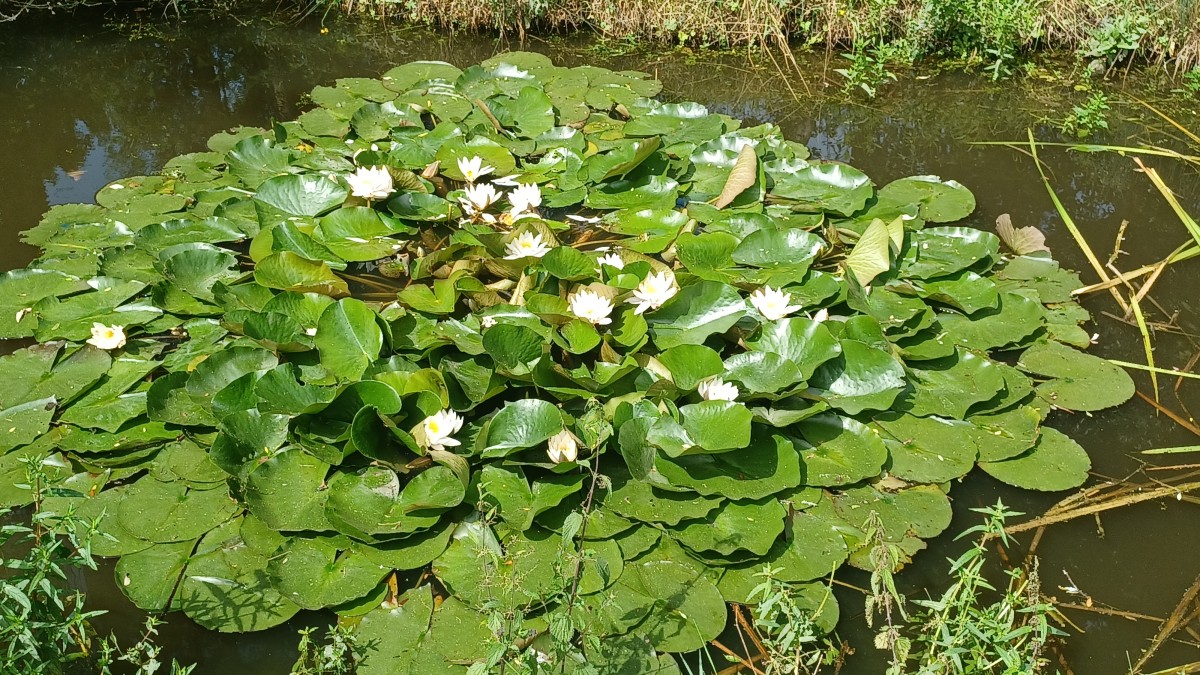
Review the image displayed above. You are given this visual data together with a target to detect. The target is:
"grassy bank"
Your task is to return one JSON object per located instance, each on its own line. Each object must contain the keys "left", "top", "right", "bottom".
{"left": 4, "top": 0, "right": 1200, "bottom": 72}
{"left": 329, "top": 0, "right": 1200, "bottom": 72}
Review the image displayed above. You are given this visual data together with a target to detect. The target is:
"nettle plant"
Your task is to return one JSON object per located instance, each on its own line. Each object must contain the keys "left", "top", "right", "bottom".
{"left": 0, "top": 54, "right": 1134, "bottom": 671}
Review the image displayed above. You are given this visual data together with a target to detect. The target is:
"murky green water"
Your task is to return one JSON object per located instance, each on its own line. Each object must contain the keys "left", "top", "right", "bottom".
{"left": 2, "top": 11, "right": 1200, "bottom": 673}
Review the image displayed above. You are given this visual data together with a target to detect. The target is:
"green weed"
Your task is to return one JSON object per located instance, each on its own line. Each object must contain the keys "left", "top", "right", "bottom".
{"left": 870, "top": 502, "right": 1065, "bottom": 675}
{"left": 1060, "top": 91, "right": 1111, "bottom": 137}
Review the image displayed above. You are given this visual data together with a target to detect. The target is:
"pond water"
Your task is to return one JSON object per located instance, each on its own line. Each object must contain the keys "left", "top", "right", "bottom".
{"left": 2, "top": 11, "right": 1199, "bottom": 673}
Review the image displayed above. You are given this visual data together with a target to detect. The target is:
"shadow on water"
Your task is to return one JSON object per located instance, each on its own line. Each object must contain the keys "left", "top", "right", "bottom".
{"left": 2, "top": 9, "right": 1200, "bottom": 672}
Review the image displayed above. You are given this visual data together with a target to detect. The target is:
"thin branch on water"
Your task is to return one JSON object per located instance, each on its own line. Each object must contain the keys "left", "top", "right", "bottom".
{"left": 1131, "top": 573, "right": 1200, "bottom": 674}
{"left": 1134, "top": 391, "right": 1200, "bottom": 437}
{"left": 1006, "top": 480, "right": 1200, "bottom": 535}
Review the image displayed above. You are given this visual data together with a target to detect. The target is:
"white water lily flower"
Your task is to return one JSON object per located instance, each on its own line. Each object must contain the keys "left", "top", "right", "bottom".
{"left": 87, "top": 323, "right": 126, "bottom": 350}
{"left": 629, "top": 271, "right": 677, "bottom": 314}
{"left": 697, "top": 376, "right": 739, "bottom": 402}
{"left": 596, "top": 253, "right": 624, "bottom": 271}
{"left": 569, "top": 289, "right": 614, "bottom": 326}
{"left": 508, "top": 183, "right": 542, "bottom": 216}
{"left": 346, "top": 166, "right": 394, "bottom": 201}
{"left": 457, "top": 156, "right": 494, "bottom": 183}
{"left": 420, "top": 409, "right": 464, "bottom": 451}
{"left": 749, "top": 285, "right": 804, "bottom": 321}
{"left": 504, "top": 231, "right": 551, "bottom": 259}
{"left": 460, "top": 183, "right": 502, "bottom": 213}
{"left": 547, "top": 429, "right": 578, "bottom": 464}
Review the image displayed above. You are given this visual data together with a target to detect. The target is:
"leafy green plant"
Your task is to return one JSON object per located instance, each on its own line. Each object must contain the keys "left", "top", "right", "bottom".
{"left": 747, "top": 567, "right": 841, "bottom": 674}
{"left": 870, "top": 502, "right": 1065, "bottom": 675}
{"left": 1060, "top": 91, "right": 1111, "bottom": 137}
{"left": 1, "top": 458, "right": 192, "bottom": 675}
{"left": 835, "top": 44, "right": 899, "bottom": 97}
{"left": 292, "top": 624, "right": 360, "bottom": 674}
{"left": 95, "top": 617, "right": 196, "bottom": 675}
{"left": 1, "top": 458, "right": 105, "bottom": 673}
{"left": 1083, "top": 12, "right": 1150, "bottom": 66}
{"left": 0, "top": 53, "right": 1135, "bottom": 672}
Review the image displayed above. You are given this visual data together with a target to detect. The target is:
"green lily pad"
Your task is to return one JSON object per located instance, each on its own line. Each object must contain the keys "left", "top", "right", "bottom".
{"left": 267, "top": 536, "right": 390, "bottom": 609}
{"left": 1017, "top": 340, "right": 1135, "bottom": 411}
{"left": 795, "top": 414, "right": 888, "bottom": 487}
{"left": 979, "top": 427, "right": 1091, "bottom": 491}
{"left": 671, "top": 497, "right": 785, "bottom": 557}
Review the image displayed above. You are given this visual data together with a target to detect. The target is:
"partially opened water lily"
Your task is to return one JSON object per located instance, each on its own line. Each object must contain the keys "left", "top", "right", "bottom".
{"left": 457, "top": 156, "right": 494, "bottom": 183}
{"left": 749, "top": 285, "right": 803, "bottom": 321}
{"left": 508, "top": 183, "right": 541, "bottom": 220}
{"left": 346, "top": 166, "right": 394, "bottom": 201}
{"left": 629, "top": 271, "right": 677, "bottom": 314}
{"left": 86, "top": 323, "right": 126, "bottom": 350}
{"left": 595, "top": 252, "right": 624, "bottom": 272}
{"left": 420, "top": 410, "right": 464, "bottom": 451}
{"left": 569, "top": 289, "right": 614, "bottom": 325}
{"left": 460, "top": 183, "right": 502, "bottom": 214}
{"left": 697, "top": 376, "right": 739, "bottom": 401}
{"left": 504, "top": 231, "right": 551, "bottom": 259}
{"left": 546, "top": 429, "right": 578, "bottom": 464}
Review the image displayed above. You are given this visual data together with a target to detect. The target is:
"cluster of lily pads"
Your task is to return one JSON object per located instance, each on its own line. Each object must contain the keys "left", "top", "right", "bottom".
{"left": 0, "top": 53, "right": 1136, "bottom": 672}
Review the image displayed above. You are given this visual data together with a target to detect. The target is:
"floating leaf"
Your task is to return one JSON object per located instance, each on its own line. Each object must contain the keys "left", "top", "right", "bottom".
{"left": 996, "top": 213, "right": 1050, "bottom": 254}
{"left": 1018, "top": 340, "right": 1135, "bottom": 411}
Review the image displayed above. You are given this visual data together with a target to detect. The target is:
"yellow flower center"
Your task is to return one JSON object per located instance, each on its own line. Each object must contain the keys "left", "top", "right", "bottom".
{"left": 428, "top": 421, "right": 441, "bottom": 434}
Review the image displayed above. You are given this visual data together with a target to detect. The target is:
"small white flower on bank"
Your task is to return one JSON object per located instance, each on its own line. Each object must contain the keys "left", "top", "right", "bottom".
{"left": 811, "top": 307, "right": 830, "bottom": 323}
{"left": 508, "top": 183, "right": 542, "bottom": 218}
{"left": 421, "top": 409, "right": 464, "bottom": 451}
{"left": 457, "top": 156, "right": 494, "bottom": 183}
{"left": 749, "top": 285, "right": 803, "bottom": 321}
{"left": 87, "top": 323, "right": 126, "bottom": 350}
{"left": 504, "top": 231, "right": 551, "bottom": 260}
{"left": 304, "top": 327, "right": 318, "bottom": 337}
{"left": 346, "top": 166, "right": 394, "bottom": 201}
{"left": 569, "top": 289, "right": 614, "bottom": 326}
{"left": 547, "top": 429, "right": 578, "bottom": 464}
{"left": 460, "top": 183, "right": 502, "bottom": 213}
{"left": 629, "top": 271, "right": 677, "bottom": 314}
{"left": 697, "top": 376, "right": 739, "bottom": 401}
{"left": 596, "top": 253, "right": 624, "bottom": 271}
{"left": 480, "top": 316, "right": 497, "bottom": 329}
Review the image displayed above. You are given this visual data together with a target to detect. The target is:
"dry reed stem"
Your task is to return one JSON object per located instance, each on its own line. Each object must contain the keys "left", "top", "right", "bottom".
{"left": 1131, "top": 573, "right": 1200, "bottom": 673}
{"left": 1006, "top": 480, "right": 1200, "bottom": 534}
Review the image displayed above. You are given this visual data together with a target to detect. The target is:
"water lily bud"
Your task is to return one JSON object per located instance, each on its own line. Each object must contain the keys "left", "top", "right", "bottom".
{"left": 547, "top": 429, "right": 578, "bottom": 464}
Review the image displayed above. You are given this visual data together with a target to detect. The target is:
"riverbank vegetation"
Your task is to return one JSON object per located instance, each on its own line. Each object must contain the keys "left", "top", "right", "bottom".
{"left": 6, "top": 0, "right": 1200, "bottom": 76}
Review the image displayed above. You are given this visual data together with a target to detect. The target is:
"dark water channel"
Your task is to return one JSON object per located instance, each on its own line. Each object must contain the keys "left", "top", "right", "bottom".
{"left": 2, "top": 11, "right": 1200, "bottom": 673}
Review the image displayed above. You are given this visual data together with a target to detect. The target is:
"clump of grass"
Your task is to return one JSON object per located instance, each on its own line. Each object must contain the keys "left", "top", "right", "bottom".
{"left": 868, "top": 502, "right": 1065, "bottom": 675}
